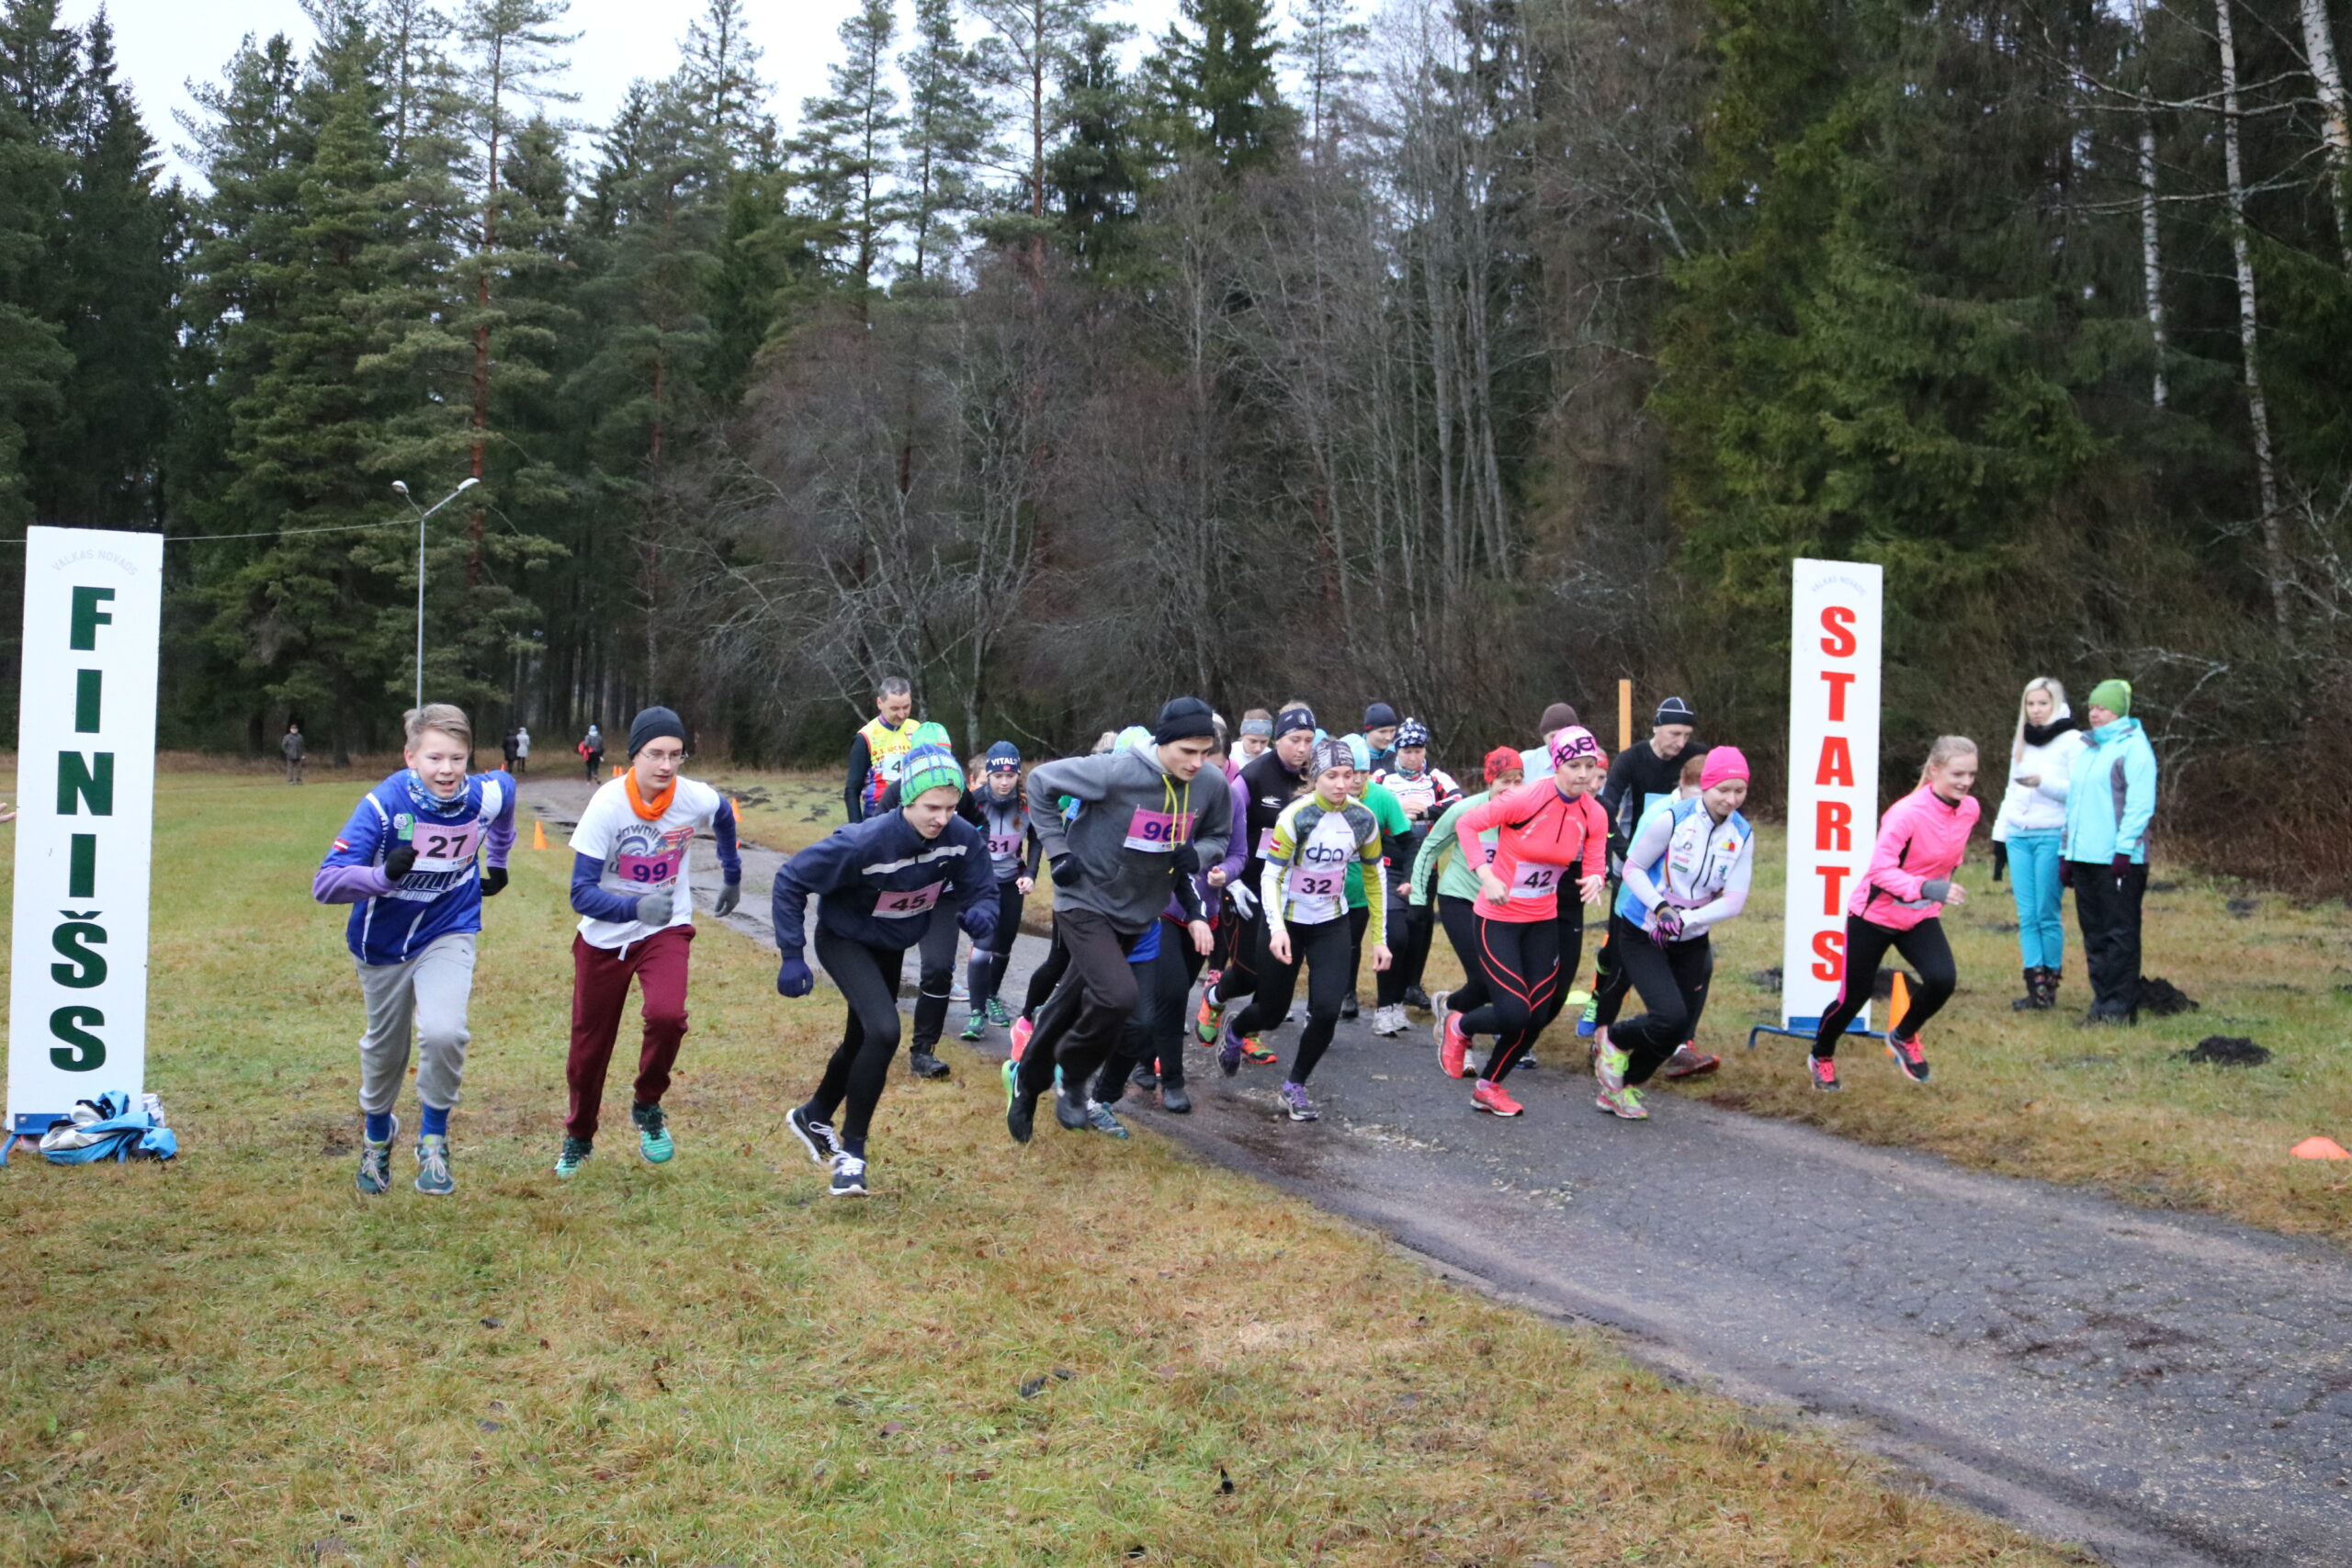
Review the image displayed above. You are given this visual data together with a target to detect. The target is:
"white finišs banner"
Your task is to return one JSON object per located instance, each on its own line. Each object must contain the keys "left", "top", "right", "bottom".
{"left": 8, "top": 527, "right": 163, "bottom": 1133}
{"left": 1781, "top": 558, "right": 1883, "bottom": 1031}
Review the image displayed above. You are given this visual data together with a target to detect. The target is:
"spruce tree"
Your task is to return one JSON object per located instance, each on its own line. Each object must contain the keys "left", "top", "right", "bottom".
{"left": 791, "top": 0, "right": 901, "bottom": 304}
{"left": 1150, "top": 0, "right": 1290, "bottom": 175}
{"left": 899, "top": 0, "right": 991, "bottom": 288}
{"left": 0, "top": 0, "right": 74, "bottom": 527}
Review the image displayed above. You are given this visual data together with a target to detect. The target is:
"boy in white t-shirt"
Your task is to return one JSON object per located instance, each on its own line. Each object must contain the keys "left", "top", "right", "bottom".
{"left": 559, "top": 706, "right": 741, "bottom": 1178}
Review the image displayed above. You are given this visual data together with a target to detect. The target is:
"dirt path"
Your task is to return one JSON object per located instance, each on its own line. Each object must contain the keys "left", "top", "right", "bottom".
{"left": 522, "top": 775, "right": 2350, "bottom": 1567}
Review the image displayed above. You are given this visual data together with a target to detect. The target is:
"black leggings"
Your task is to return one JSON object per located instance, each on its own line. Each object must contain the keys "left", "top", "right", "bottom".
{"left": 1210, "top": 905, "right": 1269, "bottom": 1010}
{"left": 1812, "top": 914, "right": 1956, "bottom": 1056}
{"left": 1376, "top": 900, "right": 1436, "bottom": 1007}
{"left": 1100, "top": 924, "right": 1197, "bottom": 1100}
{"left": 967, "top": 882, "right": 1026, "bottom": 1010}
{"left": 1014, "top": 907, "right": 1143, "bottom": 1104}
{"left": 1460, "top": 914, "right": 1565, "bottom": 1086}
{"left": 1021, "top": 916, "right": 1069, "bottom": 1020}
{"left": 1230, "top": 915, "right": 1351, "bottom": 1084}
{"left": 1606, "top": 912, "right": 1712, "bottom": 1086}
{"left": 804, "top": 929, "right": 910, "bottom": 1155}
{"left": 1434, "top": 895, "right": 1490, "bottom": 1018}
{"left": 910, "top": 907, "right": 960, "bottom": 1051}
{"left": 1345, "top": 902, "right": 1371, "bottom": 996}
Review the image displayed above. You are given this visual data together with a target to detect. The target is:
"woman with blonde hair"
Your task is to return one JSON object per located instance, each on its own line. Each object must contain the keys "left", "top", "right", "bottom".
{"left": 1806, "top": 736, "right": 1981, "bottom": 1090}
{"left": 1992, "top": 677, "right": 2085, "bottom": 1011}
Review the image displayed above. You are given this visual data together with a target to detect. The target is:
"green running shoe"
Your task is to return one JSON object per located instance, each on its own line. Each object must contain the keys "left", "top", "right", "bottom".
{"left": 633, "top": 1101, "right": 674, "bottom": 1163}
{"left": 555, "top": 1134, "right": 593, "bottom": 1179}
{"left": 413, "top": 1134, "right": 456, "bottom": 1196}
{"left": 356, "top": 1115, "right": 397, "bottom": 1196}
{"left": 959, "top": 1012, "right": 988, "bottom": 1043}
{"left": 1595, "top": 1043, "right": 1631, "bottom": 1095}
{"left": 985, "top": 998, "right": 1014, "bottom": 1027}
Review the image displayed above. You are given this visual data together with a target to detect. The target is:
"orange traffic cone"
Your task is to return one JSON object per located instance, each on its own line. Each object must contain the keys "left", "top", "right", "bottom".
{"left": 2291, "top": 1136, "right": 2351, "bottom": 1160}
{"left": 533, "top": 818, "right": 548, "bottom": 852}
{"left": 1887, "top": 970, "right": 1910, "bottom": 1031}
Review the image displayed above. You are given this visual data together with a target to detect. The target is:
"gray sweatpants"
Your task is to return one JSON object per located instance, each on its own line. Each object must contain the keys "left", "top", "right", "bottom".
{"left": 356, "top": 932, "right": 476, "bottom": 1114}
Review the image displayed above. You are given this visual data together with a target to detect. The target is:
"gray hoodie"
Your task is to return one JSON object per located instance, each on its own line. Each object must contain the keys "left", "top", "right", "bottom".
{"left": 1025, "top": 747, "right": 1234, "bottom": 932}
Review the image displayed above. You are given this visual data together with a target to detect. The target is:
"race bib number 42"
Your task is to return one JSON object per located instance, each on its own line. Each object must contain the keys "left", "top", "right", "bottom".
{"left": 1509, "top": 863, "right": 1562, "bottom": 899}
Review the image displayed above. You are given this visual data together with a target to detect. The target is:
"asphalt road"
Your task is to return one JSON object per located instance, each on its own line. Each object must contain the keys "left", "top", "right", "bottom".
{"left": 526, "top": 776, "right": 2352, "bottom": 1568}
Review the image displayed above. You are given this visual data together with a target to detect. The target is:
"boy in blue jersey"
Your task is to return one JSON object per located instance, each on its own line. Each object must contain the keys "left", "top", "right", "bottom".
{"left": 312, "top": 704, "right": 516, "bottom": 1196}
{"left": 772, "top": 741, "right": 998, "bottom": 1197}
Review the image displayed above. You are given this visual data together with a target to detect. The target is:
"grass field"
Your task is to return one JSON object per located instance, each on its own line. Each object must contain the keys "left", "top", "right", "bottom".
{"left": 0, "top": 774, "right": 2076, "bottom": 1566}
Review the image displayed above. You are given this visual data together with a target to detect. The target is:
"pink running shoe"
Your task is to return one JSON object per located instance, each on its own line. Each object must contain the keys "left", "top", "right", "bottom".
{"left": 1009, "top": 1016, "right": 1034, "bottom": 1063}
{"left": 1885, "top": 1031, "right": 1930, "bottom": 1084}
{"left": 1807, "top": 1055, "right": 1841, "bottom": 1091}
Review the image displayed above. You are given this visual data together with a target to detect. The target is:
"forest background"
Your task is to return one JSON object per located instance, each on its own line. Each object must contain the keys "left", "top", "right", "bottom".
{"left": 5, "top": 0, "right": 2352, "bottom": 887}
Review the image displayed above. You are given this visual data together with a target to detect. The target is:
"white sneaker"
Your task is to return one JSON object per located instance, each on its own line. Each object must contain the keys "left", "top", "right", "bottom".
{"left": 1372, "top": 1004, "right": 1408, "bottom": 1036}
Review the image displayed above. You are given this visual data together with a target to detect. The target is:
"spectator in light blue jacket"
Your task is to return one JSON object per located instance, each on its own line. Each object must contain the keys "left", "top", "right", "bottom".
{"left": 2062, "top": 679, "right": 2158, "bottom": 1024}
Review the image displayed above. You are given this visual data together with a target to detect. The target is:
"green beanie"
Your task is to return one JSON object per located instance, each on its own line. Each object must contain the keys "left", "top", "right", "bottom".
{"left": 2087, "top": 678, "right": 2132, "bottom": 717}
{"left": 899, "top": 741, "right": 964, "bottom": 802}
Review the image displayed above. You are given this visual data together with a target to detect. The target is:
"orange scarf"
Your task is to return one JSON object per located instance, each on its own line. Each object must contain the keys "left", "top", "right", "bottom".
{"left": 624, "top": 770, "right": 676, "bottom": 821}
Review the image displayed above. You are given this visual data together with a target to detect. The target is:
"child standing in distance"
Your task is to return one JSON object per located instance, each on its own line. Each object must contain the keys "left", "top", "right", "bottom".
{"left": 1806, "top": 737, "right": 1981, "bottom": 1090}
{"left": 773, "top": 741, "right": 998, "bottom": 1196}
{"left": 556, "top": 706, "right": 743, "bottom": 1179}
{"left": 312, "top": 704, "right": 515, "bottom": 1197}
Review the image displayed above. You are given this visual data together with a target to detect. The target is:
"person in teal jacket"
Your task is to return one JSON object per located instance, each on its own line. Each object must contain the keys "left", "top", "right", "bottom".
{"left": 2062, "top": 678, "right": 2158, "bottom": 1023}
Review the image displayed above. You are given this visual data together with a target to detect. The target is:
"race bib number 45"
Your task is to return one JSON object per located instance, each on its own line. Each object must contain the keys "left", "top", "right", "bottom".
{"left": 874, "top": 883, "right": 944, "bottom": 919}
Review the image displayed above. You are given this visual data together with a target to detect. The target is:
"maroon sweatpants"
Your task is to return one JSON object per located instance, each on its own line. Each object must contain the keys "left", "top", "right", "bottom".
{"left": 569, "top": 923, "right": 695, "bottom": 1140}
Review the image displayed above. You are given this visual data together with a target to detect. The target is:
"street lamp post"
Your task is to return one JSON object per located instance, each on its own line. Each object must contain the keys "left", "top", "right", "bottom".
{"left": 391, "top": 477, "right": 481, "bottom": 709}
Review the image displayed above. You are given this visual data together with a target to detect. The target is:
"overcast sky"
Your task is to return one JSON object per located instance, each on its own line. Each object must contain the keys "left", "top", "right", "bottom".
{"left": 71, "top": 0, "right": 1187, "bottom": 187}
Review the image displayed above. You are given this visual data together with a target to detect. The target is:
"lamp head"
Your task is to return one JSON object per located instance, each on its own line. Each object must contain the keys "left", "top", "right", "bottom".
{"left": 457, "top": 477, "right": 480, "bottom": 492}
{"left": 391, "top": 480, "right": 410, "bottom": 495}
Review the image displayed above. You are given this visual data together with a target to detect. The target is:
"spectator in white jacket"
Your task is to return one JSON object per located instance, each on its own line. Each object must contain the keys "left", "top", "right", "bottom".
{"left": 1991, "top": 677, "right": 2086, "bottom": 1010}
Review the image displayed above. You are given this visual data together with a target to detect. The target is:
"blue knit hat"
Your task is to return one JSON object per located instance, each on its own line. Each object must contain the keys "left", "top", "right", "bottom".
{"left": 985, "top": 740, "right": 1021, "bottom": 773}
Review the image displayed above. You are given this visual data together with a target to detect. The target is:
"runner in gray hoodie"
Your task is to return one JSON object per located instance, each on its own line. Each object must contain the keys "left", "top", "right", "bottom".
{"left": 1007, "top": 698, "right": 1231, "bottom": 1143}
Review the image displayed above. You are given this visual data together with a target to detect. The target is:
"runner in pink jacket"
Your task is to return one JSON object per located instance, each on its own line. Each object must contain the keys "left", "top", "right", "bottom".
{"left": 1808, "top": 737, "right": 1983, "bottom": 1090}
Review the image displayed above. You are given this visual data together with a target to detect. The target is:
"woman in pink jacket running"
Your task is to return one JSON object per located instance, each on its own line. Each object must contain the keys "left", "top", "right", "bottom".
{"left": 1808, "top": 736, "right": 1981, "bottom": 1090}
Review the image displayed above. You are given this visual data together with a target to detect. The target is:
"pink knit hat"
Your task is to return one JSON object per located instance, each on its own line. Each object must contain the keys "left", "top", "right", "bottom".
{"left": 1699, "top": 746, "right": 1749, "bottom": 791}
{"left": 1546, "top": 725, "right": 1603, "bottom": 769}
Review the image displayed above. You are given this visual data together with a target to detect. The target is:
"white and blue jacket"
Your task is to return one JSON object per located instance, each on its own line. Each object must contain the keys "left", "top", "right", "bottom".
{"left": 2063, "top": 715, "right": 2158, "bottom": 864}
{"left": 313, "top": 771, "right": 517, "bottom": 965}
{"left": 1613, "top": 795, "right": 1755, "bottom": 939}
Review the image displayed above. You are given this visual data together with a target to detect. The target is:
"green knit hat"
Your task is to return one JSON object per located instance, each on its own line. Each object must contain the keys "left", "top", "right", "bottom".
{"left": 2087, "top": 678, "right": 2132, "bottom": 717}
{"left": 899, "top": 742, "right": 964, "bottom": 801}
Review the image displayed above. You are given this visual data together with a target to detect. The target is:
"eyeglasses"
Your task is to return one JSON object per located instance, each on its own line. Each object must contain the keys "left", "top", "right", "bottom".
{"left": 639, "top": 749, "right": 687, "bottom": 765}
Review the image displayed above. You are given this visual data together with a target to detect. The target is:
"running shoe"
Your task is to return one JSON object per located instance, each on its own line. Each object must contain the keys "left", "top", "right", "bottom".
{"left": 555, "top": 1134, "right": 593, "bottom": 1179}
{"left": 1218, "top": 1021, "right": 1247, "bottom": 1077}
{"left": 1340, "top": 992, "right": 1360, "bottom": 1021}
{"left": 413, "top": 1134, "right": 456, "bottom": 1196}
{"left": 1372, "top": 1003, "right": 1408, "bottom": 1037}
{"left": 787, "top": 1105, "right": 841, "bottom": 1167}
{"left": 951, "top": 975, "right": 969, "bottom": 1002}
{"left": 1471, "top": 1079, "right": 1523, "bottom": 1117}
{"left": 908, "top": 1048, "right": 950, "bottom": 1080}
{"left": 1132, "top": 1064, "right": 1159, "bottom": 1092}
{"left": 1594, "top": 1083, "right": 1648, "bottom": 1120}
{"left": 1403, "top": 985, "right": 1432, "bottom": 1011}
{"left": 1279, "top": 1081, "right": 1318, "bottom": 1122}
{"left": 959, "top": 1013, "right": 988, "bottom": 1043}
{"left": 829, "top": 1152, "right": 868, "bottom": 1197}
{"left": 1594, "top": 1043, "right": 1631, "bottom": 1095}
{"left": 1807, "top": 1055, "right": 1841, "bottom": 1092}
{"left": 356, "top": 1115, "right": 397, "bottom": 1195}
{"left": 1009, "top": 1016, "right": 1035, "bottom": 1061}
{"left": 1429, "top": 992, "right": 1452, "bottom": 1046}
{"left": 1194, "top": 992, "right": 1225, "bottom": 1044}
{"left": 633, "top": 1102, "right": 674, "bottom": 1164}
{"left": 1576, "top": 994, "right": 1600, "bottom": 1038}
{"left": 985, "top": 998, "right": 1014, "bottom": 1027}
{"left": 1083, "top": 1100, "right": 1131, "bottom": 1138}
{"left": 1886, "top": 1031, "right": 1930, "bottom": 1084}
{"left": 1519, "top": 1050, "right": 1540, "bottom": 1069}
{"left": 1054, "top": 1090, "right": 1093, "bottom": 1132}
{"left": 1242, "top": 1037, "right": 1278, "bottom": 1066}
{"left": 1160, "top": 1083, "right": 1193, "bottom": 1114}
{"left": 1003, "top": 1061, "right": 1036, "bottom": 1145}
{"left": 1440, "top": 1011, "right": 1469, "bottom": 1079}
{"left": 1661, "top": 1043, "right": 1720, "bottom": 1079}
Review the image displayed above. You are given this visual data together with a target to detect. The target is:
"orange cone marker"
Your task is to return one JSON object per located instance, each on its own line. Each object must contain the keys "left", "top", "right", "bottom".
{"left": 1888, "top": 970, "right": 1910, "bottom": 1030}
{"left": 2290, "top": 1136, "right": 2350, "bottom": 1160}
{"left": 533, "top": 819, "right": 548, "bottom": 852}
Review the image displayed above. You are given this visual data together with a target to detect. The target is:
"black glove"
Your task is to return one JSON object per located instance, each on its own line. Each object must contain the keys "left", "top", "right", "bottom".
{"left": 1171, "top": 844, "right": 1201, "bottom": 875}
{"left": 384, "top": 843, "right": 418, "bottom": 882}
{"left": 481, "top": 865, "right": 509, "bottom": 897}
{"left": 1990, "top": 842, "right": 2007, "bottom": 883}
{"left": 1050, "top": 853, "right": 1080, "bottom": 888}
{"left": 714, "top": 879, "right": 741, "bottom": 917}
{"left": 2060, "top": 861, "right": 2074, "bottom": 889}
{"left": 2111, "top": 852, "right": 2132, "bottom": 888}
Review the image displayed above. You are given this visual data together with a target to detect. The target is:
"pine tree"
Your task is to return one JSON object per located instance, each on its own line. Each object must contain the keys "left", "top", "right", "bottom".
{"left": 678, "top": 0, "right": 773, "bottom": 164}
{"left": 968, "top": 0, "right": 1097, "bottom": 248}
{"left": 1290, "top": 0, "right": 1365, "bottom": 153}
{"left": 1151, "top": 0, "right": 1291, "bottom": 174}
{"left": 899, "top": 0, "right": 991, "bottom": 288}
{"left": 0, "top": 0, "right": 73, "bottom": 527}
{"left": 792, "top": 0, "right": 901, "bottom": 304}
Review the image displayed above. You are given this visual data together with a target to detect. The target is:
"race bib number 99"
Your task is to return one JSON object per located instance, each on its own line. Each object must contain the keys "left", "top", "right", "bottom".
{"left": 616, "top": 848, "right": 684, "bottom": 886}
{"left": 874, "top": 883, "right": 944, "bottom": 919}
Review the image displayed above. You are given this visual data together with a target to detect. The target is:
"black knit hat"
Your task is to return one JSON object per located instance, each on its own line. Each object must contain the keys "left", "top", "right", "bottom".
{"left": 1654, "top": 696, "right": 1696, "bottom": 728}
{"left": 1153, "top": 695, "right": 1219, "bottom": 745}
{"left": 628, "top": 705, "right": 687, "bottom": 759}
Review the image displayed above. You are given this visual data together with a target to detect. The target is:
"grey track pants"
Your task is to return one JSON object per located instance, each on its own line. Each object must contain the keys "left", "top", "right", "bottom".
{"left": 356, "top": 932, "right": 476, "bottom": 1114}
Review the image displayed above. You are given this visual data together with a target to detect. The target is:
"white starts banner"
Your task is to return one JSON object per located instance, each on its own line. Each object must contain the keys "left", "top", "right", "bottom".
{"left": 1781, "top": 558, "right": 1883, "bottom": 1031}
{"left": 9, "top": 527, "right": 163, "bottom": 1134}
